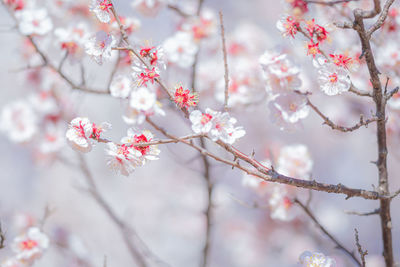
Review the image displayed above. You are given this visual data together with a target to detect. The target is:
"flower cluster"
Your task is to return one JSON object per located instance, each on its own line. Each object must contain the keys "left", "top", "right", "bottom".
{"left": 85, "top": 30, "right": 116, "bottom": 65}
{"left": 106, "top": 129, "right": 160, "bottom": 176}
{"left": 1, "top": 227, "right": 50, "bottom": 266}
{"left": 190, "top": 109, "right": 245, "bottom": 144}
{"left": 260, "top": 51, "right": 309, "bottom": 130}
{"left": 66, "top": 117, "right": 111, "bottom": 153}
{"left": 55, "top": 23, "right": 89, "bottom": 62}
{"left": 16, "top": 8, "right": 53, "bottom": 36}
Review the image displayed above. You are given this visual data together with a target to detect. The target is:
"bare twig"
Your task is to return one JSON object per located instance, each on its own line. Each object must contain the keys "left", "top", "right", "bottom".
{"left": 354, "top": 229, "right": 368, "bottom": 267}
{"left": 39, "top": 205, "right": 55, "bottom": 230}
{"left": 167, "top": 4, "right": 190, "bottom": 17}
{"left": 0, "top": 222, "right": 5, "bottom": 249}
{"left": 219, "top": 11, "right": 229, "bottom": 111}
{"left": 305, "top": 0, "right": 359, "bottom": 5}
{"left": 294, "top": 198, "right": 361, "bottom": 266}
{"left": 368, "top": 0, "right": 396, "bottom": 36}
{"left": 349, "top": 84, "right": 373, "bottom": 97}
{"left": 345, "top": 208, "right": 380, "bottom": 216}
{"left": 307, "top": 99, "right": 378, "bottom": 132}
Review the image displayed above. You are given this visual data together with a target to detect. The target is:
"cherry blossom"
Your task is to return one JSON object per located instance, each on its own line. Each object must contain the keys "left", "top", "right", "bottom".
{"left": 299, "top": 251, "right": 336, "bottom": 267}
{"left": 181, "top": 9, "right": 217, "bottom": 41}
{"left": 242, "top": 160, "right": 272, "bottom": 195}
{"left": 276, "top": 15, "right": 299, "bottom": 38}
{"left": 39, "top": 124, "right": 66, "bottom": 154}
{"left": 268, "top": 186, "right": 295, "bottom": 221}
{"left": 85, "top": 31, "right": 116, "bottom": 65}
{"left": 269, "top": 93, "right": 310, "bottom": 125}
{"left": 66, "top": 117, "right": 94, "bottom": 153}
{"left": 129, "top": 86, "right": 156, "bottom": 112}
{"left": 0, "top": 100, "right": 38, "bottom": 143}
{"left": 317, "top": 63, "right": 351, "bottom": 96}
{"left": 110, "top": 75, "right": 132, "bottom": 98}
{"left": 208, "top": 109, "right": 245, "bottom": 144}
{"left": 11, "top": 227, "right": 49, "bottom": 263}
{"left": 163, "top": 31, "right": 198, "bottom": 68}
{"left": 174, "top": 85, "right": 198, "bottom": 109}
{"left": 190, "top": 108, "right": 246, "bottom": 144}
{"left": 277, "top": 144, "right": 313, "bottom": 179}
{"left": 90, "top": 0, "right": 112, "bottom": 23}
{"left": 111, "top": 16, "right": 141, "bottom": 35}
{"left": 121, "top": 128, "right": 160, "bottom": 163}
{"left": 54, "top": 23, "right": 89, "bottom": 62}
{"left": 105, "top": 142, "right": 141, "bottom": 176}
{"left": 16, "top": 8, "right": 53, "bottom": 36}
{"left": 189, "top": 109, "right": 213, "bottom": 134}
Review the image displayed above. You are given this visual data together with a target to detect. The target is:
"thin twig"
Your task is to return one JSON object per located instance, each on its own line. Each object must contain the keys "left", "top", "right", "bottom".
{"left": 354, "top": 229, "right": 368, "bottom": 267}
{"left": 307, "top": 99, "right": 378, "bottom": 132}
{"left": 294, "top": 198, "right": 361, "bottom": 266}
{"left": 344, "top": 208, "right": 380, "bottom": 216}
{"left": 305, "top": 0, "right": 359, "bottom": 6}
{"left": 219, "top": 11, "right": 229, "bottom": 111}
{"left": 0, "top": 222, "right": 5, "bottom": 249}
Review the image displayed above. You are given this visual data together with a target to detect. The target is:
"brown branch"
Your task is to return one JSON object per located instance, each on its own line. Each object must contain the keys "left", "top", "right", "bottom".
{"left": 368, "top": 0, "right": 396, "bottom": 37}
{"left": 0, "top": 222, "right": 5, "bottom": 249}
{"left": 354, "top": 229, "right": 368, "bottom": 267}
{"left": 344, "top": 208, "right": 380, "bottom": 216}
{"left": 294, "top": 198, "right": 362, "bottom": 266}
{"left": 219, "top": 11, "right": 229, "bottom": 111}
{"left": 352, "top": 4, "right": 394, "bottom": 265}
{"left": 349, "top": 84, "right": 373, "bottom": 97}
{"left": 307, "top": 99, "right": 378, "bottom": 132}
{"left": 95, "top": 133, "right": 204, "bottom": 145}
{"left": 167, "top": 4, "right": 190, "bottom": 17}
{"left": 360, "top": 0, "right": 382, "bottom": 19}
{"left": 147, "top": 118, "right": 382, "bottom": 200}
{"left": 305, "top": 0, "right": 359, "bottom": 5}
{"left": 200, "top": 137, "right": 213, "bottom": 267}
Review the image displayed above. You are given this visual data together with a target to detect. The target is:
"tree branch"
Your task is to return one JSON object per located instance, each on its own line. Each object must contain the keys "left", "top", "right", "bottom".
{"left": 294, "top": 198, "right": 361, "bottom": 266}
{"left": 354, "top": 228, "right": 368, "bottom": 267}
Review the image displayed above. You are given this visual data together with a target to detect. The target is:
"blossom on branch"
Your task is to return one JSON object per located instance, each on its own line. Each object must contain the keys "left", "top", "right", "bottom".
{"left": 189, "top": 109, "right": 245, "bottom": 144}
{"left": 90, "top": 0, "right": 113, "bottom": 23}
{"left": 276, "top": 15, "right": 299, "bottom": 38}
{"left": 163, "top": 31, "right": 198, "bottom": 68}
{"left": 105, "top": 142, "right": 141, "bottom": 176}
{"left": 16, "top": 8, "right": 53, "bottom": 36}
{"left": 173, "top": 85, "right": 198, "bottom": 109}
{"left": 11, "top": 227, "right": 49, "bottom": 263}
{"left": 110, "top": 75, "right": 132, "bottom": 98}
{"left": 121, "top": 128, "right": 160, "bottom": 163}
{"left": 85, "top": 31, "right": 116, "bottom": 65}
{"left": 317, "top": 63, "right": 351, "bottom": 96}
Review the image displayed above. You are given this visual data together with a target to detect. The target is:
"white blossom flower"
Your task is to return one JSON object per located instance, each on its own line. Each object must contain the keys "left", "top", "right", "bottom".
{"left": 317, "top": 63, "right": 351, "bottom": 96}
{"left": 54, "top": 23, "right": 89, "bottom": 61}
{"left": 85, "top": 31, "right": 116, "bottom": 65}
{"left": 181, "top": 9, "right": 217, "bottom": 40}
{"left": 123, "top": 100, "right": 165, "bottom": 125}
{"left": 39, "top": 124, "right": 66, "bottom": 154}
{"left": 163, "top": 31, "right": 198, "bottom": 68}
{"left": 28, "top": 90, "right": 59, "bottom": 117}
{"left": 270, "top": 92, "right": 310, "bottom": 124}
{"left": 65, "top": 117, "right": 93, "bottom": 153}
{"left": 131, "top": 0, "right": 165, "bottom": 16}
{"left": 0, "top": 100, "right": 38, "bottom": 143}
{"left": 90, "top": 0, "right": 112, "bottom": 23}
{"left": 105, "top": 142, "right": 141, "bottom": 176}
{"left": 129, "top": 86, "right": 156, "bottom": 112}
{"left": 16, "top": 8, "right": 53, "bottom": 35}
{"left": 110, "top": 75, "right": 132, "bottom": 98}
{"left": 189, "top": 109, "right": 213, "bottom": 134}
{"left": 11, "top": 227, "right": 49, "bottom": 263}
{"left": 277, "top": 144, "right": 313, "bottom": 179}
{"left": 121, "top": 128, "right": 160, "bottom": 162}
{"left": 299, "top": 251, "right": 336, "bottom": 267}
{"left": 268, "top": 186, "right": 295, "bottom": 221}
{"left": 210, "top": 109, "right": 245, "bottom": 144}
